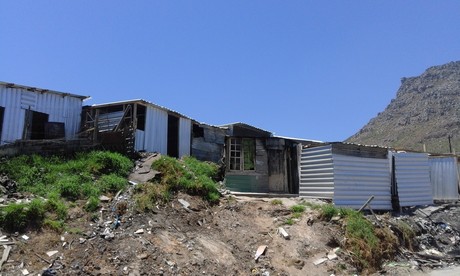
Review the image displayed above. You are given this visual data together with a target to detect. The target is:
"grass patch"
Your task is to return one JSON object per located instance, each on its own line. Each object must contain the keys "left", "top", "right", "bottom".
{"left": 0, "top": 199, "right": 46, "bottom": 232}
{"left": 284, "top": 218, "right": 294, "bottom": 225}
{"left": 0, "top": 150, "right": 134, "bottom": 233}
{"left": 134, "top": 156, "right": 221, "bottom": 211}
{"left": 290, "top": 204, "right": 306, "bottom": 213}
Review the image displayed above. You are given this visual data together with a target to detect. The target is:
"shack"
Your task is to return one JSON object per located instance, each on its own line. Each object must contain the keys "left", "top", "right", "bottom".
{"left": 221, "top": 123, "right": 303, "bottom": 195}
{"left": 299, "top": 143, "right": 392, "bottom": 210}
{"left": 82, "top": 99, "right": 193, "bottom": 157}
{"left": 428, "top": 154, "right": 459, "bottom": 201}
{"left": 0, "top": 81, "right": 89, "bottom": 145}
{"left": 191, "top": 122, "right": 229, "bottom": 164}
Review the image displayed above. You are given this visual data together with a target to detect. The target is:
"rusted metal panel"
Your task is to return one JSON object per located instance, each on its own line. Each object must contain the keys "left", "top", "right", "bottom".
{"left": 429, "top": 156, "right": 459, "bottom": 201}
{"left": 393, "top": 152, "right": 433, "bottom": 206}
{"left": 0, "top": 83, "right": 86, "bottom": 145}
{"left": 299, "top": 145, "right": 334, "bottom": 199}
{"left": 333, "top": 154, "right": 392, "bottom": 210}
{"left": 179, "top": 117, "right": 191, "bottom": 157}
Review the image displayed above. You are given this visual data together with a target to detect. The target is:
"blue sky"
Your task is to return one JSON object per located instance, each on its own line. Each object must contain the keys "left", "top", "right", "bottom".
{"left": 1, "top": 1, "right": 459, "bottom": 141}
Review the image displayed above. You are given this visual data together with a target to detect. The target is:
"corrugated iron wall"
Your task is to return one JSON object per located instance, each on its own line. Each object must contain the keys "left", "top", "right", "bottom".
{"left": 392, "top": 152, "right": 433, "bottom": 206}
{"left": 333, "top": 154, "right": 392, "bottom": 210}
{"left": 179, "top": 117, "right": 191, "bottom": 157}
{"left": 143, "top": 106, "right": 168, "bottom": 154}
{"left": 299, "top": 145, "right": 334, "bottom": 199}
{"left": 0, "top": 85, "right": 83, "bottom": 144}
{"left": 429, "top": 156, "right": 459, "bottom": 201}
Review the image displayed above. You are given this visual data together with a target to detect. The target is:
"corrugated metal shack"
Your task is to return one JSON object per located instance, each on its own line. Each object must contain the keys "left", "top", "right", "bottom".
{"left": 429, "top": 155, "right": 459, "bottom": 201}
{"left": 82, "top": 99, "right": 192, "bottom": 157}
{"left": 0, "top": 81, "right": 89, "bottom": 145}
{"left": 390, "top": 151, "right": 433, "bottom": 207}
{"left": 299, "top": 143, "right": 392, "bottom": 210}
{"left": 222, "top": 123, "right": 304, "bottom": 194}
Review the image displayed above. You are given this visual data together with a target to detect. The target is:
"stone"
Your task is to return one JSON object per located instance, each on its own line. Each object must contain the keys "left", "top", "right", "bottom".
{"left": 313, "top": 258, "right": 328, "bottom": 266}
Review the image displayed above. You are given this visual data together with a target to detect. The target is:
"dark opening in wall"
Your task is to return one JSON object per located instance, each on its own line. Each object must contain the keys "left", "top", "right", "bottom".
{"left": 136, "top": 104, "right": 146, "bottom": 131}
{"left": 24, "top": 110, "right": 49, "bottom": 140}
{"left": 0, "top": 106, "right": 4, "bottom": 141}
{"left": 167, "top": 115, "right": 179, "bottom": 158}
{"left": 193, "top": 123, "right": 204, "bottom": 138}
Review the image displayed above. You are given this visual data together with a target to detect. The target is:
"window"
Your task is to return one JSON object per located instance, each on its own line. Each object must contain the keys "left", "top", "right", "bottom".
{"left": 229, "top": 138, "right": 255, "bottom": 170}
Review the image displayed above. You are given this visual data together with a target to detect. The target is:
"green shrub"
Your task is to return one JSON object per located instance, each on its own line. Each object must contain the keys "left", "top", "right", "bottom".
{"left": 57, "top": 175, "right": 82, "bottom": 200}
{"left": 82, "top": 151, "right": 133, "bottom": 176}
{"left": 284, "top": 218, "right": 294, "bottom": 225}
{"left": 96, "top": 174, "right": 127, "bottom": 193}
{"left": 0, "top": 203, "right": 28, "bottom": 231}
{"left": 151, "top": 156, "right": 221, "bottom": 203}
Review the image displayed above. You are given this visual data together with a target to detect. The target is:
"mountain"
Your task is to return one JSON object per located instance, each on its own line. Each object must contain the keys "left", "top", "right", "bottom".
{"left": 346, "top": 61, "right": 460, "bottom": 154}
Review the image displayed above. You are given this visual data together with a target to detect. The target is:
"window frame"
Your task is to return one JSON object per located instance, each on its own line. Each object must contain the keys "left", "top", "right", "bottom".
{"left": 228, "top": 137, "right": 255, "bottom": 171}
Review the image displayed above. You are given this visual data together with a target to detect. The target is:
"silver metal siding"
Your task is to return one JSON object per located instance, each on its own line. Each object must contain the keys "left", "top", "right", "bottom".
{"left": 393, "top": 152, "right": 433, "bottom": 206}
{"left": 0, "top": 85, "right": 84, "bottom": 143}
{"left": 299, "top": 145, "right": 334, "bottom": 199}
{"left": 134, "top": 129, "right": 145, "bottom": 151}
{"left": 0, "top": 87, "right": 25, "bottom": 144}
{"left": 143, "top": 106, "right": 168, "bottom": 154}
{"left": 429, "top": 157, "right": 459, "bottom": 201}
{"left": 333, "top": 154, "right": 392, "bottom": 210}
{"left": 179, "top": 117, "right": 191, "bottom": 157}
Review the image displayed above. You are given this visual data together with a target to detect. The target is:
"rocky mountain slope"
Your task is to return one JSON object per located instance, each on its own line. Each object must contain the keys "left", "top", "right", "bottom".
{"left": 347, "top": 61, "right": 460, "bottom": 153}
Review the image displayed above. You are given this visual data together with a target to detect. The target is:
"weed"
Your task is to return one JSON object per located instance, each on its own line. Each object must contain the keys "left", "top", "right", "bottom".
{"left": 270, "top": 199, "right": 283, "bottom": 205}
{"left": 291, "top": 204, "right": 306, "bottom": 213}
{"left": 96, "top": 174, "right": 127, "bottom": 194}
{"left": 284, "top": 218, "right": 294, "bottom": 225}
{"left": 319, "top": 204, "right": 339, "bottom": 220}
{"left": 0, "top": 199, "right": 47, "bottom": 232}
{"left": 44, "top": 219, "right": 65, "bottom": 232}
{"left": 66, "top": 227, "right": 83, "bottom": 235}
{"left": 291, "top": 212, "right": 302, "bottom": 219}
{"left": 394, "top": 220, "right": 416, "bottom": 249}
{"left": 85, "top": 196, "right": 100, "bottom": 212}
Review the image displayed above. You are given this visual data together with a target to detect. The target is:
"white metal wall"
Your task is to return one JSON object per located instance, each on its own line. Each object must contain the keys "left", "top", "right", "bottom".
{"left": 143, "top": 106, "right": 168, "bottom": 154}
{"left": 299, "top": 145, "right": 334, "bottom": 199}
{"left": 333, "top": 154, "right": 392, "bottom": 210}
{"left": 0, "top": 85, "right": 84, "bottom": 144}
{"left": 179, "top": 117, "right": 191, "bottom": 157}
{"left": 429, "top": 156, "right": 459, "bottom": 201}
{"left": 393, "top": 152, "right": 433, "bottom": 206}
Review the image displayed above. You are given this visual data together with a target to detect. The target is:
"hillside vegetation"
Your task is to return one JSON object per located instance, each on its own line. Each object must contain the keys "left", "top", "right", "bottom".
{"left": 347, "top": 61, "right": 460, "bottom": 153}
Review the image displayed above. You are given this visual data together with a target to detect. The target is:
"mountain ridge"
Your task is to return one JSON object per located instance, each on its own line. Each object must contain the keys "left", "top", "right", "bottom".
{"left": 346, "top": 61, "right": 460, "bottom": 154}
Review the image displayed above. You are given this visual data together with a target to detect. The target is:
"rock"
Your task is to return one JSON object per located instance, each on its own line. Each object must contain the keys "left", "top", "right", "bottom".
{"left": 313, "top": 258, "right": 328, "bottom": 266}
{"left": 278, "top": 227, "right": 290, "bottom": 240}
{"left": 21, "top": 235, "right": 29, "bottom": 241}
{"left": 46, "top": 250, "right": 59, "bottom": 257}
{"left": 254, "top": 245, "right": 267, "bottom": 260}
{"left": 99, "top": 195, "right": 111, "bottom": 203}
{"left": 79, "top": 238, "right": 86, "bottom": 244}
{"left": 134, "top": 229, "right": 144, "bottom": 235}
{"left": 137, "top": 253, "right": 149, "bottom": 260}
{"left": 22, "top": 269, "right": 29, "bottom": 275}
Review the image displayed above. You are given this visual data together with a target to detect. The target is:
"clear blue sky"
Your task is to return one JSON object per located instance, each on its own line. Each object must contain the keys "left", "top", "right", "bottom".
{"left": 1, "top": 1, "right": 459, "bottom": 142}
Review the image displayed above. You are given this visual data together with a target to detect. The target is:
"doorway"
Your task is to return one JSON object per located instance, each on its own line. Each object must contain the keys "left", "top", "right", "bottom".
{"left": 24, "top": 110, "right": 49, "bottom": 140}
{"left": 167, "top": 115, "right": 179, "bottom": 158}
{"left": 0, "top": 106, "right": 4, "bottom": 142}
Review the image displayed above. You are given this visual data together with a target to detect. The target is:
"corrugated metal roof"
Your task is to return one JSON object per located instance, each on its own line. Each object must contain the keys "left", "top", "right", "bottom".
{"left": 90, "top": 99, "right": 193, "bottom": 120}
{"left": 429, "top": 156, "right": 459, "bottom": 201}
{"left": 392, "top": 152, "right": 433, "bottom": 206}
{"left": 273, "top": 135, "right": 324, "bottom": 144}
{"left": 218, "top": 122, "right": 273, "bottom": 135}
{"left": 0, "top": 81, "right": 90, "bottom": 100}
